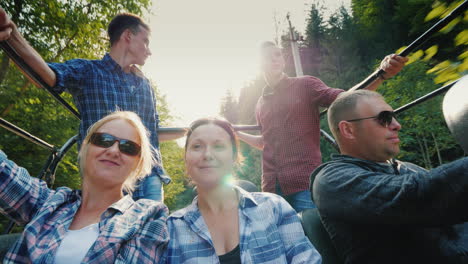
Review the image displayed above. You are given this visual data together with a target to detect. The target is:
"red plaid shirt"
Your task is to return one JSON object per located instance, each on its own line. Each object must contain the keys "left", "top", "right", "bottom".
{"left": 256, "top": 76, "right": 343, "bottom": 195}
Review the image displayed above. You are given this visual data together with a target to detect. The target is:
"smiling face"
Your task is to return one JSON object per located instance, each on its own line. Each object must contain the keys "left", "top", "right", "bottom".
{"left": 348, "top": 97, "right": 402, "bottom": 162}
{"left": 185, "top": 124, "right": 235, "bottom": 190}
{"left": 83, "top": 119, "right": 141, "bottom": 190}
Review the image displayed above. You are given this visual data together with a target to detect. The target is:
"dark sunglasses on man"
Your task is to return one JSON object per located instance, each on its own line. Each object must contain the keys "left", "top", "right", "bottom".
{"left": 346, "top": 110, "right": 397, "bottom": 127}
{"left": 89, "top": 132, "right": 141, "bottom": 156}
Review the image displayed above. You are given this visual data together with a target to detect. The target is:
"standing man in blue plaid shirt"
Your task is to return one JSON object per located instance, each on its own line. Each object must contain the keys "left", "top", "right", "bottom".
{"left": 0, "top": 9, "right": 185, "bottom": 201}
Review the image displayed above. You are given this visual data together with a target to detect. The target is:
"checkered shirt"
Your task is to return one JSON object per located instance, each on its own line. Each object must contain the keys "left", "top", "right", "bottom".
{"left": 48, "top": 53, "right": 169, "bottom": 186}
{"left": 163, "top": 187, "right": 321, "bottom": 263}
{"left": 0, "top": 150, "right": 169, "bottom": 263}
{"left": 256, "top": 76, "right": 343, "bottom": 195}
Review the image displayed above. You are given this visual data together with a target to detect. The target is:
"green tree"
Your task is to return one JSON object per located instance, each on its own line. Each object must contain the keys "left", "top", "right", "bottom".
{"left": 0, "top": 0, "right": 153, "bottom": 186}
{"left": 351, "top": 0, "right": 403, "bottom": 62}
{"left": 301, "top": 2, "right": 325, "bottom": 77}
{"left": 219, "top": 89, "right": 238, "bottom": 123}
{"left": 319, "top": 6, "right": 365, "bottom": 89}
{"left": 411, "top": 0, "right": 468, "bottom": 85}
{"left": 229, "top": 78, "right": 265, "bottom": 189}
{"left": 305, "top": 1, "right": 326, "bottom": 50}
{"left": 151, "top": 82, "right": 187, "bottom": 211}
{"left": 160, "top": 140, "right": 186, "bottom": 211}
{"left": 378, "top": 61, "right": 463, "bottom": 167}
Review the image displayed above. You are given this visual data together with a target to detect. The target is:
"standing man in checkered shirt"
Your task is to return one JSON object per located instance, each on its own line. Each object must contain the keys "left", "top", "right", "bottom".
{"left": 237, "top": 41, "right": 408, "bottom": 212}
{"left": 0, "top": 9, "right": 185, "bottom": 201}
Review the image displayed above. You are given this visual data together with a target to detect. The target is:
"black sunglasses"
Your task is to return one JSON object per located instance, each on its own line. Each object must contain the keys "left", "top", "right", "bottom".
{"left": 89, "top": 133, "right": 141, "bottom": 156}
{"left": 346, "top": 110, "right": 397, "bottom": 127}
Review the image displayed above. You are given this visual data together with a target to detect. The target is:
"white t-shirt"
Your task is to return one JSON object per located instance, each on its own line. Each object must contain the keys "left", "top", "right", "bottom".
{"left": 54, "top": 223, "right": 99, "bottom": 264}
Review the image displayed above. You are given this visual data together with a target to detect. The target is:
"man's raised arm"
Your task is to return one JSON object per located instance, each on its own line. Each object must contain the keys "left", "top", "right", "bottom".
{"left": 350, "top": 54, "right": 408, "bottom": 92}
{"left": 0, "top": 8, "right": 56, "bottom": 87}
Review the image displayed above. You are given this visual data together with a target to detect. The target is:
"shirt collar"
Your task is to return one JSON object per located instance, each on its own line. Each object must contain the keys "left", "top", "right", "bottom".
{"left": 169, "top": 195, "right": 199, "bottom": 220}
{"left": 262, "top": 73, "right": 288, "bottom": 97}
{"left": 170, "top": 186, "right": 259, "bottom": 221}
{"left": 102, "top": 53, "right": 123, "bottom": 72}
{"left": 236, "top": 186, "right": 258, "bottom": 208}
{"left": 107, "top": 195, "right": 135, "bottom": 214}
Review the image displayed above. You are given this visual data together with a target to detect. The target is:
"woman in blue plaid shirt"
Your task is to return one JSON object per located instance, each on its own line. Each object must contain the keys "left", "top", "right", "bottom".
{"left": 164, "top": 117, "right": 321, "bottom": 263}
{"left": 0, "top": 111, "right": 169, "bottom": 263}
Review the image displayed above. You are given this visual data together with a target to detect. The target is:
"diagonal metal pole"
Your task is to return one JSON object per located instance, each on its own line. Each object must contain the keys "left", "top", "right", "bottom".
{"left": 0, "top": 42, "right": 81, "bottom": 119}
{"left": 394, "top": 78, "right": 460, "bottom": 114}
{"left": 158, "top": 125, "right": 262, "bottom": 133}
{"left": 320, "top": 0, "right": 467, "bottom": 118}
{"left": 352, "top": 0, "right": 467, "bottom": 91}
{"left": 0, "top": 117, "right": 54, "bottom": 150}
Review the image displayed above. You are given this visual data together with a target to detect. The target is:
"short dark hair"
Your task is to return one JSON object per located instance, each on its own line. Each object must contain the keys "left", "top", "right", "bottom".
{"left": 259, "top": 41, "right": 278, "bottom": 55}
{"left": 260, "top": 41, "right": 277, "bottom": 50}
{"left": 328, "top": 90, "right": 384, "bottom": 140}
{"left": 185, "top": 117, "right": 240, "bottom": 161}
{"left": 108, "top": 13, "right": 149, "bottom": 46}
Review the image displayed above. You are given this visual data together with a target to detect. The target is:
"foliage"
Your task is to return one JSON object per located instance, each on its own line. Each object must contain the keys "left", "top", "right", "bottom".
{"left": 219, "top": 89, "right": 238, "bottom": 123}
{"left": 160, "top": 140, "right": 186, "bottom": 211}
{"left": 236, "top": 143, "right": 263, "bottom": 188}
{"left": 231, "top": 78, "right": 265, "bottom": 189}
{"left": 151, "top": 81, "right": 187, "bottom": 211}
{"left": 305, "top": 1, "right": 326, "bottom": 50}
{"left": 301, "top": 1, "right": 326, "bottom": 77}
{"left": 318, "top": 6, "right": 365, "bottom": 88}
{"left": 379, "top": 61, "right": 464, "bottom": 167}
{"left": 319, "top": 118, "right": 339, "bottom": 163}
{"left": 417, "top": 0, "right": 467, "bottom": 85}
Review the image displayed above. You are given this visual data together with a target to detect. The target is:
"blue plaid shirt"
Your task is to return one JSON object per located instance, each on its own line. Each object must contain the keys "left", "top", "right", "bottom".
{"left": 48, "top": 54, "right": 170, "bottom": 185}
{"left": 0, "top": 150, "right": 169, "bottom": 263}
{"left": 164, "top": 187, "right": 321, "bottom": 263}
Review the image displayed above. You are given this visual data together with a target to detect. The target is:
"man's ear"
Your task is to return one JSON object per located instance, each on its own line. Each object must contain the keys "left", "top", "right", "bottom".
{"left": 121, "top": 29, "right": 132, "bottom": 43}
{"left": 338, "top": 121, "right": 356, "bottom": 140}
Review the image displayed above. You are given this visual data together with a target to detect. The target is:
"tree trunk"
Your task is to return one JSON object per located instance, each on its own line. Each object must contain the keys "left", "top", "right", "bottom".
{"left": 422, "top": 136, "right": 433, "bottom": 169}
{"left": 416, "top": 137, "right": 426, "bottom": 167}
{"left": 0, "top": 55, "right": 10, "bottom": 84}
{"left": 431, "top": 131, "right": 443, "bottom": 165}
{"left": 416, "top": 136, "right": 431, "bottom": 169}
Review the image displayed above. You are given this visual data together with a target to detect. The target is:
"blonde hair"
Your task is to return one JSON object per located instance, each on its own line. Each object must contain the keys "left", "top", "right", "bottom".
{"left": 78, "top": 111, "right": 157, "bottom": 194}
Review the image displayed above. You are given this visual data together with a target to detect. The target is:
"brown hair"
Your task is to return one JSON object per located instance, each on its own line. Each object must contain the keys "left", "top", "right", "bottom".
{"left": 185, "top": 117, "right": 240, "bottom": 161}
{"left": 108, "top": 13, "right": 150, "bottom": 46}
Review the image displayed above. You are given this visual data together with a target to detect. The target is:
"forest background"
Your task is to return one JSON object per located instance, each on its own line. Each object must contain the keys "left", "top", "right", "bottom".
{"left": 0, "top": 0, "right": 466, "bottom": 232}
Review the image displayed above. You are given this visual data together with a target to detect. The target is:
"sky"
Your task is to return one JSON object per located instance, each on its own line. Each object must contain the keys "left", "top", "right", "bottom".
{"left": 144, "top": 0, "right": 350, "bottom": 127}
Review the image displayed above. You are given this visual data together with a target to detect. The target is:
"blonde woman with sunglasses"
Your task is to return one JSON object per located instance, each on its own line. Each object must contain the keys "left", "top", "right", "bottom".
{"left": 0, "top": 111, "right": 168, "bottom": 263}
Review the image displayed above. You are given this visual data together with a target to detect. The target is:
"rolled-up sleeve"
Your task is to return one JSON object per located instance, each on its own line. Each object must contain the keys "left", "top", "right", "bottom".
{"left": 48, "top": 59, "right": 91, "bottom": 94}
{"left": 303, "top": 76, "right": 344, "bottom": 108}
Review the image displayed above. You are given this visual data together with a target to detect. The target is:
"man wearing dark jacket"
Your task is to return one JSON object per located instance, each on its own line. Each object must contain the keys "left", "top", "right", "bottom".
{"left": 311, "top": 90, "right": 468, "bottom": 264}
